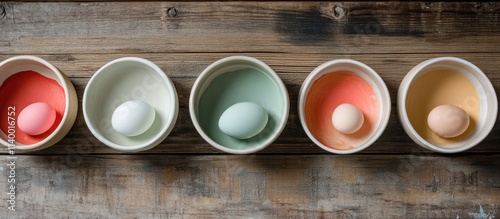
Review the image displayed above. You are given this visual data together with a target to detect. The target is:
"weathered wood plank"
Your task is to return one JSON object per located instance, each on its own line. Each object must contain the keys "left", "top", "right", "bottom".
{"left": 0, "top": 1, "right": 499, "bottom": 218}
{"left": 0, "top": 154, "right": 499, "bottom": 218}
{"left": 0, "top": 2, "right": 499, "bottom": 54}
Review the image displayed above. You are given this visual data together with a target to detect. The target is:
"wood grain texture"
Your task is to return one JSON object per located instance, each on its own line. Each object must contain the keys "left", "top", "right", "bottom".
{"left": 0, "top": 2, "right": 499, "bottom": 54}
{"left": 0, "top": 2, "right": 499, "bottom": 155}
{"left": 1, "top": 2, "right": 500, "bottom": 217}
{"left": 1, "top": 155, "right": 499, "bottom": 218}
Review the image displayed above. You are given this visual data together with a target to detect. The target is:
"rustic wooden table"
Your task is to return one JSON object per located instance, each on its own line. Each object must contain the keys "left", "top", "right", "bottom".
{"left": 1, "top": 1, "right": 499, "bottom": 218}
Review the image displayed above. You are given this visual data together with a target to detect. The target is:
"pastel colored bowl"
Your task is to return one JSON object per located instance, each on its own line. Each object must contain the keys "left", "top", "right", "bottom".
{"left": 0, "top": 55, "right": 78, "bottom": 151}
{"left": 190, "top": 56, "right": 289, "bottom": 154}
{"left": 83, "top": 57, "right": 178, "bottom": 152}
{"left": 299, "top": 59, "right": 391, "bottom": 154}
{"left": 398, "top": 57, "right": 497, "bottom": 153}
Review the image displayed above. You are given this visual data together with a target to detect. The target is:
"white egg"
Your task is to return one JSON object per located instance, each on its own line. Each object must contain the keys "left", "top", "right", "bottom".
{"left": 332, "top": 103, "right": 364, "bottom": 134}
{"left": 427, "top": 104, "right": 469, "bottom": 138}
{"left": 112, "top": 100, "right": 156, "bottom": 136}
{"left": 218, "top": 102, "right": 268, "bottom": 139}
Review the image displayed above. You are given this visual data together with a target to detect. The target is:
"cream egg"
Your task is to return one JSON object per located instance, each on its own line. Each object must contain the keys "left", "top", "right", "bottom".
{"left": 18, "top": 102, "right": 57, "bottom": 136}
{"left": 218, "top": 102, "right": 268, "bottom": 139}
{"left": 427, "top": 104, "right": 469, "bottom": 138}
{"left": 111, "top": 100, "right": 156, "bottom": 136}
{"left": 332, "top": 103, "right": 364, "bottom": 134}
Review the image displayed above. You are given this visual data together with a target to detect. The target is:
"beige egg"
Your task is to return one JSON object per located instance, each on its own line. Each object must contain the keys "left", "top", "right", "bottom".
{"left": 427, "top": 105, "right": 469, "bottom": 138}
{"left": 332, "top": 103, "right": 364, "bottom": 134}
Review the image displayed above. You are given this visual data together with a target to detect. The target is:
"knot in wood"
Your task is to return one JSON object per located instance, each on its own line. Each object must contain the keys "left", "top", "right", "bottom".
{"left": 0, "top": 5, "right": 6, "bottom": 19}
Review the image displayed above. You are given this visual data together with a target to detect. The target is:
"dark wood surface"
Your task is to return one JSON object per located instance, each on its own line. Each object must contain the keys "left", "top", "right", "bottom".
{"left": 2, "top": 154, "right": 500, "bottom": 218}
{"left": 0, "top": 1, "right": 499, "bottom": 218}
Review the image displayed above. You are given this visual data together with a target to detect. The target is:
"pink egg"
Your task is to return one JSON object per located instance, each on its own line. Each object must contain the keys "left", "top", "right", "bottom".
{"left": 18, "top": 102, "right": 57, "bottom": 136}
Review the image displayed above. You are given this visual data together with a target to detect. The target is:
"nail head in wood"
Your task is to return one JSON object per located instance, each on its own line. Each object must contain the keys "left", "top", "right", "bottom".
{"left": 167, "top": 7, "right": 178, "bottom": 17}
{"left": 333, "top": 4, "right": 345, "bottom": 19}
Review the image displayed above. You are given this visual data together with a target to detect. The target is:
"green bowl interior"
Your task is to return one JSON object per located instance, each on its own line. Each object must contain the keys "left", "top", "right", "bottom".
{"left": 197, "top": 65, "right": 286, "bottom": 151}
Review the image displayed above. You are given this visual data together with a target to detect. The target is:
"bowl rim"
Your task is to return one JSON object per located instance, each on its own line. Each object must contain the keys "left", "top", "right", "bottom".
{"left": 298, "top": 59, "right": 391, "bottom": 154}
{"left": 0, "top": 55, "right": 74, "bottom": 151}
{"left": 83, "top": 57, "right": 179, "bottom": 152}
{"left": 398, "top": 57, "right": 498, "bottom": 153}
{"left": 189, "top": 55, "right": 290, "bottom": 154}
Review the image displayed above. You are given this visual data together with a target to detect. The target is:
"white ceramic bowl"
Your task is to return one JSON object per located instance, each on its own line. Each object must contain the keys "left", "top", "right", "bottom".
{"left": 0, "top": 55, "right": 78, "bottom": 151}
{"left": 190, "top": 56, "right": 289, "bottom": 154}
{"left": 398, "top": 57, "right": 497, "bottom": 153}
{"left": 299, "top": 59, "right": 391, "bottom": 154}
{"left": 83, "top": 57, "right": 178, "bottom": 152}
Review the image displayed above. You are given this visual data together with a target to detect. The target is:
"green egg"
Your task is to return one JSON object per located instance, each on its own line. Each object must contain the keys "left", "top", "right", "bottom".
{"left": 198, "top": 68, "right": 284, "bottom": 150}
{"left": 218, "top": 102, "right": 268, "bottom": 139}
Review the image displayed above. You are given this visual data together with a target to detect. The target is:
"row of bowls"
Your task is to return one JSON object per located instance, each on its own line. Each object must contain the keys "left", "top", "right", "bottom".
{"left": 0, "top": 56, "right": 497, "bottom": 154}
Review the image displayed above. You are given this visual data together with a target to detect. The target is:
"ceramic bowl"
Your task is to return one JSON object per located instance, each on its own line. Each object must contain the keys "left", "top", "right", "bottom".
{"left": 190, "top": 56, "right": 289, "bottom": 154}
{"left": 299, "top": 59, "right": 391, "bottom": 154}
{"left": 398, "top": 57, "right": 497, "bottom": 153}
{"left": 0, "top": 55, "right": 78, "bottom": 151}
{"left": 83, "top": 57, "right": 178, "bottom": 152}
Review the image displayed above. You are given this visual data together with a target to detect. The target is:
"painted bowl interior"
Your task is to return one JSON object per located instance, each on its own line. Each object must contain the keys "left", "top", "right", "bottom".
{"left": 84, "top": 58, "right": 178, "bottom": 151}
{"left": 398, "top": 57, "right": 497, "bottom": 152}
{"left": 191, "top": 57, "right": 289, "bottom": 153}
{"left": 300, "top": 60, "right": 391, "bottom": 154}
{"left": 0, "top": 56, "right": 77, "bottom": 151}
